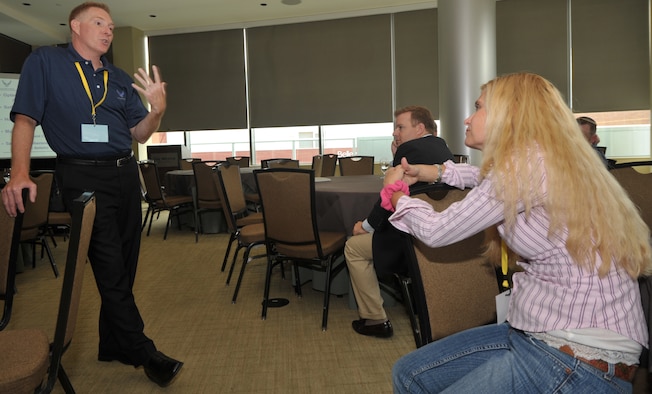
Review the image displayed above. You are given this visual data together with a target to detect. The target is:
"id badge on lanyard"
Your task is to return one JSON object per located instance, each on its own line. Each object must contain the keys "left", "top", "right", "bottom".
{"left": 496, "top": 239, "right": 511, "bottom": 323}
{"left": 75, "top": 62, "right": 109, "bottom": 143}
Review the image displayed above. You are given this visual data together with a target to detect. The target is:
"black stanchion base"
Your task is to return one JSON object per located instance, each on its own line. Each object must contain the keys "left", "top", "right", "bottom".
{"left": 264, "top": 298, "right": 289, "bottom": 308}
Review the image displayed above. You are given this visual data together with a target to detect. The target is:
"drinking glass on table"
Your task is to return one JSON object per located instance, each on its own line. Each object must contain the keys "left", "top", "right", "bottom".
{"left": 380, "top": 159, "right": 390, "bottom": 178}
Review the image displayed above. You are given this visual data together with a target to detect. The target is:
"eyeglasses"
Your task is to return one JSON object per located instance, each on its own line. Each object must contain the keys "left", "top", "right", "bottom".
{"left": 577, "top": 116, "right": 596, "bottom": 126}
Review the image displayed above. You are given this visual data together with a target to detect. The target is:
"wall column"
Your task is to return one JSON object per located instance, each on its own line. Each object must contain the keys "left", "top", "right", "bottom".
{"left": 112, "top": 26, "right": 149, "bottom": 159}
{"left": 438, "top": 0, "right": 496, "bottom": 165}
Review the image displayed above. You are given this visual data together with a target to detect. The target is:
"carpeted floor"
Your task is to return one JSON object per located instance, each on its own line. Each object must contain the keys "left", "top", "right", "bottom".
{"left": 8, "top": 212, "right": 414, "bottom": 393}
{"left": 8, "top": 210, "right": 651, "bottom": 393}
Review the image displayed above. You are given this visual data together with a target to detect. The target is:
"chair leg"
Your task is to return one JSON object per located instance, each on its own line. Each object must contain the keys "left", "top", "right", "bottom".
{"left": 142, "top": 206, "right": 152, "bottom": 233}
{"left": 225, "top": 245, "right": 243, "bottom": 285}
{"left": 232, "top": 244, "right": 255, "bottom": 303}
{"left": 41, "top": 237, "right": 59, "bottom": 278}
{"left": 57, "top": 365, "right": 75, "bottom": 394}
{"left": 261, "top": 255, "right": 275, "bottom": 321}
{"left": 146, "top": 208, "right": 155, "bottom": 236}
{"left": 163, "top": 210, "right": 173, "bottom": 240}
{"left": 396, "top": 274, "right": 422, "bottom": 348}
{"left": 293, "top": 262, "right": 302, "bottom": 297}
{"left": 221, "top": 232, "right": 237, "bottom": 272}
{"left": 320, "top": 258, "right": 335, "bottom": 331}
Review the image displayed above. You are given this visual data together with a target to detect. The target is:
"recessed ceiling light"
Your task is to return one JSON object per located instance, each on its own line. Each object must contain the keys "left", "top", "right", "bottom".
{"left": 282, "top": 0, "right": 301, "bottom": 4}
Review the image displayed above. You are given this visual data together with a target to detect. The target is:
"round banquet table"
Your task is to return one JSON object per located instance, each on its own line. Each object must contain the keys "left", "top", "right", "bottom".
{"left": 313, "top": 175, "right": 383, "bottom": 236}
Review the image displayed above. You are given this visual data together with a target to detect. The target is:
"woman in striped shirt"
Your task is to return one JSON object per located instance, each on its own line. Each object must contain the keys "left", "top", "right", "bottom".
{"left": 383, "top": 73, "right": 651, "bottom": 393}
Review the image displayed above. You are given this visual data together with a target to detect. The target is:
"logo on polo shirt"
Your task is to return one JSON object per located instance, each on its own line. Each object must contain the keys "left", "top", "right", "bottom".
{"left": 116, "top": 89, "right": 126, "bottom": 100}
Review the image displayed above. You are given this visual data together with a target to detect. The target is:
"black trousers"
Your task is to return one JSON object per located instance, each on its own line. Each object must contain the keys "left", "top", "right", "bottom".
{"left": 56, "top": 157, "right": 156, "bottom": 366}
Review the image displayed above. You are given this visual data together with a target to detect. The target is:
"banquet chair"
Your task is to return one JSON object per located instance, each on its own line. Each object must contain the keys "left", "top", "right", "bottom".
{"left": 612, "top": 162, "right": 652, "bottom": 379}
{"left": 226, "top": 156, "right": 250, "bottom": 168}
{"left": 404, "top": 187, "right": 499, "bottom": 347}
{"left": 191, "top": 161, "right": 225, "bottom": 242}
{"left": 0, "top": 189, "right": 25, "bottom": 331}
{"left": 0, "top": 191, "right": 96, "bottom": 394}
{"left": 266, "top": 159, "right": 300, "bottom": 169}
{"left": 255, "top": 168, "right": 347, "bottom": 330}
{"left": 261, "top": 158, "right": 292, "bottom": 169}
{"left": 21, "top": 171, "right": 58, "bottom": 277}
{"left": 338, "top": 155, "right": 374, "bottom": 176}
{"left": 214, "top": 163, "right": 266, "bottom": 303}
{"left": 139, "top": 161, "right": 194, "bottom": 240}
{"left": 312, "top": 154, "right": 337, "bottom": 177}
{"left": 611, "top": 161, "right": 652, "bottom": 230}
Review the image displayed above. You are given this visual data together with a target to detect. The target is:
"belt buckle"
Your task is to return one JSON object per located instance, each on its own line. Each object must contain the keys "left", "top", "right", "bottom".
{"left": 116, "top": 154, "right": 132, "bottom": 167}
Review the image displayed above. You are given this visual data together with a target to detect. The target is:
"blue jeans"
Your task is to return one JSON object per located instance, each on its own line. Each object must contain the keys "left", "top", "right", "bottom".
{"left": 392, "top": 323, "right": 632, "bottom": 393}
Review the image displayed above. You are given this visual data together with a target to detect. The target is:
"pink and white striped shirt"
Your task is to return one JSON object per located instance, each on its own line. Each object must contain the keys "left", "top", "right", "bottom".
{"left": 389, "top": 159, "right": 648, "bottom": 347}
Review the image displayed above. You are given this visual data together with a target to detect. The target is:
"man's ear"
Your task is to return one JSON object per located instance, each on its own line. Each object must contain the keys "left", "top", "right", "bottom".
{"left": 417, "top": 122, "right": 427, "bottom": 136}
{"left": 70, "top": 19, "right": 80, "bottom": 36}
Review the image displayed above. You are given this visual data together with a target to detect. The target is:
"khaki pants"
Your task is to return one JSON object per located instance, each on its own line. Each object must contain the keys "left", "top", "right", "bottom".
{"left": 344, "top": 232, "right": 387, "bottom": 320}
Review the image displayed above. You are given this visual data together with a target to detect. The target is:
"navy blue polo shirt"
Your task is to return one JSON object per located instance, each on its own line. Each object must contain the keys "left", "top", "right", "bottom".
{"left": 11, "top": 45, "right": 149, "bottom": 158}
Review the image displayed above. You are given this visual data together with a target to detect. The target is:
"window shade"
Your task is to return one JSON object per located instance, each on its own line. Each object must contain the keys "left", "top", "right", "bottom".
{"left": 571, "top": 0, "right": 649, "bottom": 112}
{"left": 394, "top": 8, "right": 439, "bottom": 118}
{"left": 496, "top": 0, "right": 569, "bottom": 98}
{"left": 247, "top": 15, "right": 393, "bottom": 128}
{"left": 148, "top": 30, "right": 247, "bottom": 131}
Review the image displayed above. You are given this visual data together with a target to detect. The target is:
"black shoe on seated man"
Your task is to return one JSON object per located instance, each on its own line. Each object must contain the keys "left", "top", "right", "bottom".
{"left": 144, "top": 351, "right": 184, "bottom": 387}
{"left": 352, "top": 319, "right": 393, "bottom": 338}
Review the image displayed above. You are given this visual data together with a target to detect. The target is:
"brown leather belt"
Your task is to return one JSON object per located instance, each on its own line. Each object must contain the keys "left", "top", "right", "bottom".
{"left": 558, "top": 345, "right": 638, "bottom": 382}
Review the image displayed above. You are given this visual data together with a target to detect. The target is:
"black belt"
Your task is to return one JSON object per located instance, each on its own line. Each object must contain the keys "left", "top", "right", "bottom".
{"left": 57, "top": 152, "right": 134, "bottom": 167}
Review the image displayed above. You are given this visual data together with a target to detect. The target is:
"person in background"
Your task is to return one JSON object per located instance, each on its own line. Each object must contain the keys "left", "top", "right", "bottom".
{"left": 1, "top": 2, "right": 183, "bottom": 387}
{"left": 383, "top": 73, "right": 650, "bottom": 392}
{"left": 345, "top": 106, "right": 453, "bottom": 338}
{"left": 577, "top": 116, "right": 609, "bottom": 168}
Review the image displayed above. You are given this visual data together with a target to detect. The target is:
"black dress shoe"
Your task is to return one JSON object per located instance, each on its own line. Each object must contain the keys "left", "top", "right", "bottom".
{"left": 144, "top": 351, "right": 183, "bottom": 387}
{"left": 352, "top": 319, "right": 393, "bottom": 338}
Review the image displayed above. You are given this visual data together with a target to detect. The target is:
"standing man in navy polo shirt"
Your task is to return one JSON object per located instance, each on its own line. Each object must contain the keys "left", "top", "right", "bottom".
{"left": 1, "top": 2, "right": 182, "bottom": 387}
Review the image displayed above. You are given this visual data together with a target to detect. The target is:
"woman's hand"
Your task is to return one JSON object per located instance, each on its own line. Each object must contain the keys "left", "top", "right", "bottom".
{"left": 383, "top": 164, "right": 404, "bottom": 186}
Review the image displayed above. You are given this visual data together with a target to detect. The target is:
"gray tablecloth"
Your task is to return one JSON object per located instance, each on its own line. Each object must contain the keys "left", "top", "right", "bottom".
{"left": 314, "top": 175, "right": 383, "bottom": 236}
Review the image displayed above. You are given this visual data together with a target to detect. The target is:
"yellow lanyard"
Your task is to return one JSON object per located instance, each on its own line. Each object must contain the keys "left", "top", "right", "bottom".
{"left": 75, "top": 62, "right": 108, "bottom": 125}
{"left": 501, "top": 239, "right": 509, "bottom": 290}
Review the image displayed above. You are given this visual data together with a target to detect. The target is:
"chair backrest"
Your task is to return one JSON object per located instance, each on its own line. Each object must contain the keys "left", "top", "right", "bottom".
{"left": 338, "top": 156, "right": 374, "bottom": 176}
{"left": 611, "top": 161, "right": 652, "bottom": 231}
{"left": 226, "top": 156, "right": 250, "bottom": 168}
{"left": 138, "top": 161, "right": 164, "bottom": 202}
{"left": 261, "top": 158, "right": 292, "bottom": 169}
{"left": 45, "top": 191, "right": 96, "bottom": 391}
{"left": 266, "top": 159, "right": 300, "bottom": 169}
{"left": 312, "top": 154, "right": 337, "bottom": 177}
{"left": 408, "top": 187, "right": 498, "bottom": 345}
{"left": 179, "top": 158, "right": 200, "bottom": 170}
{"left": 216, "top": 163, "right": 248, "bottom": 215}
{"left": 215, "top": 165, "right": 240, "bottom": 234}
{"left": 192, "top": 161, "right": 222, "bottom": 205}
{"left": 21, "top": 172, "right": 54, "bottom": 235}
{"left": 0, "top": 189, "right": 26, "bottom": 331}
{"left": 254, "top": 168, "right": 323, "bottom": 259}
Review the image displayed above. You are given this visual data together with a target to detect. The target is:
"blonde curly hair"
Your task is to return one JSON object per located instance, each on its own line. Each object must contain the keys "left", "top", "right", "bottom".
{"left": 479, "top": 73, "right": 651, "bottom": 278}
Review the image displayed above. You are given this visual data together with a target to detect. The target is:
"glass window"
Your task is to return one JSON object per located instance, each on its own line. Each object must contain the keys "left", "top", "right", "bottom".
{"left": 251, "top": 126, "right": 318, "bottom": 165}
{"left": 573, "top": 110, "right": 650, "bottom": 159}
{"left": 321, "top": 122, "right": 394, "bottom": 162}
